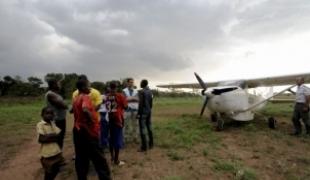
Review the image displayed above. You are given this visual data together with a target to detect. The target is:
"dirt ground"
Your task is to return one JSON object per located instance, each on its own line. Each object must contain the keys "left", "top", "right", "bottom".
{"left": 1, "top": 113, "right": 310, "bottom": 179}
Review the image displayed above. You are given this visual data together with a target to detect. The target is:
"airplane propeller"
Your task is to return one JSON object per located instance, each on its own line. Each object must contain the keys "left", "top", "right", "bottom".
{"left": 194, "top": 72, "right": 208, "bottom": 116}
{"left": 200, "top": 96, "right": 208, "bottom": 116}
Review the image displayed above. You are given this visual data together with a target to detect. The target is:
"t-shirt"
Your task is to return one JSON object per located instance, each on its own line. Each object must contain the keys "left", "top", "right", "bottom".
{"left": 106, "top": 92, "right": 127, "bottom": 127}
{"left": 296, "top": 85, "right": 310, "bottom": 103}
{"left": 72, "top": 88, "right": 102, "bottom": 107}
{"left": 72, "top": 88, "right": 102, "bottom": 121}
{"left": 37, "top": 120, "right": 61, "bottom": 158}
{"left": 98, "top": 95, "right": 107, "bottom": 113}
{"left": 138, "top": 87, "right": 153, "bottom": 115}
{"left": 73, "top": 94, "right": 100, "bottom": 138}
{"left": 123, "top": 87, "right": 138, "bottom": 110}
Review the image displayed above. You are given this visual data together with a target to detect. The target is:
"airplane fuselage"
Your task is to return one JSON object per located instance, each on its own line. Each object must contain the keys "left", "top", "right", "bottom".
{"left": 206, "top": 87, "right": 266, "bottom": 121}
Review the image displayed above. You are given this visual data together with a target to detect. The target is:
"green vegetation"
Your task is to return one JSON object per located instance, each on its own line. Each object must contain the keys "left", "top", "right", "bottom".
{"left": 153, "top": 114, "right": 215, "bottom": 149}
{"left": 0, "top": 96, "right": 308, "bottom": 179}
{"left": 213, "top": 160, "right": 257, "bottom": 180}
{"left": 0, "top": 97, "right": 43, "bottom": 166}
{"left": 259, "top": 102, "right": 293, "bottom": 118}
{"left": 167, "top": 150, "right": 185, "bottom": 161}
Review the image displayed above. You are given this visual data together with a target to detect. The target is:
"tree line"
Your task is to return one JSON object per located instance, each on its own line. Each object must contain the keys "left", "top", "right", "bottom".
{"left": 0, "top": 73, "right": 198, "bottom": 98}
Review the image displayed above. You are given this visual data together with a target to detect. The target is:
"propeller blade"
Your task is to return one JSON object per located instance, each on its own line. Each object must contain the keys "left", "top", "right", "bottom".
{"left": 200, "top": 97, "right": 208, "bottom": 116}
{"left": 194, "top": 72, "right": 207, "bottom": 90}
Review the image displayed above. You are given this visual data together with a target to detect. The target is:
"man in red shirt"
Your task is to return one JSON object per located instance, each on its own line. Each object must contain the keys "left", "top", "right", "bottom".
{"left": 72, "top": 79, "right": 111, "bottom": 180}
{"left": 106, "top": 82, "right": 127, "bottom": 166}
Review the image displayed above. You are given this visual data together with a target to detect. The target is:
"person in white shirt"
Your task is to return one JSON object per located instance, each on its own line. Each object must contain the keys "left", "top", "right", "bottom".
{"left": 123, "top": 78, "right": 139, "bottom": 143}
{"left": 291, "top": 77, "right": 310, "bottom": 136}
{"left": 99, "top": 91, "right": 109, "bottom": 149}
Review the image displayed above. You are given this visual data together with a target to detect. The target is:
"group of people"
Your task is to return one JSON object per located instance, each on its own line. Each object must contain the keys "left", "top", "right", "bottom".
{"left": 37, "top": 75, "right": 153, "bottom": 180}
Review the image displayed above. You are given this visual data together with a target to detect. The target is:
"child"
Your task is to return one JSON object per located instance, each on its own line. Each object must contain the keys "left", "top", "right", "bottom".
{"left": 37, "top": 106, "right": 65, "bottom": 180}
{"left": 106, "top": 82, "right": 127, "bottom": 166}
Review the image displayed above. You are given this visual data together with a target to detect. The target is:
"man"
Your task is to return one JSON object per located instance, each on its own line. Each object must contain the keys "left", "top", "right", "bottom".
{"left": 106, "top": 82, "right": 128, "bottom": 165}
{"left": 291, "top": 77, "right": 310, "bottom": 136}
{"left": 122, "top": 78, "right": 139, "bottom": 143}
{"left": 72, "top": 79, "right": 111, "bottom": 180}
{"left": 137, "top": 79, "right": 154, "bottom": 152}
{"left": 71, "top": 75, "right": 102, "bottom": 160}
{"left": 45, "top": 79, "right": 67, "bottom": 149}
{"left": 72, "top": 75, "right": 102, "bottom": 112}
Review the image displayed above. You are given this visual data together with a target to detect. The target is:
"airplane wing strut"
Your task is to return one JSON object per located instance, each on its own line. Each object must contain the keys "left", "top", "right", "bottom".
{"left": 241, "top": 84, "right": 296, "bottom": 112}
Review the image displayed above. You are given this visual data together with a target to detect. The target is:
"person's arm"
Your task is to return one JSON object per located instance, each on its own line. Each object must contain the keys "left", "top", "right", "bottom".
{"left": 38, "top": 133, "right": 59, "bottom": 143}
{"left": 83, "top": 107, "right": 93, "bottom": 123}
{"left": 82, "top": 96, "right": 95, "bottom": 123}
{"left": 47, "top": 93, "right": 68, "bottom": 109}
{"left": 138, "top": 90, "right": 145, "bottom": 115}
{"left": 303, "top": 86, "right": 310, "bottom": 111}
{"left": 150, "top": 92, "right": 153, "bottom": 109}
{"left": 93, "top": 89, "right": 102, "bottom": 111}
{"left": 122, "top": 94, "right": 128, "bottom": 110}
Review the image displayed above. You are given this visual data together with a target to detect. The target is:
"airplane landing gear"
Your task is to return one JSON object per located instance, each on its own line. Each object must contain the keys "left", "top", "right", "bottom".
{"left": 211, "top": 113, "right": 217, "bottom": 122}
{"left": 268, "top": 117, "right": 276, "bottom": 129}
{"left": 216, "top": 116, "right": 224, "bottom": 131}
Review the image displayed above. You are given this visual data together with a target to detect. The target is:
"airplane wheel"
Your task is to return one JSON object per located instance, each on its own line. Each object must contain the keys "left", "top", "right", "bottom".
{"left": 216, "top": 118, "right": 224, "bottom": 131}
{"left": 211, "top": 113, "right": 217, "bottom": 122}
{"left": 268, "top": 117, "right": 276, "bottom": 129}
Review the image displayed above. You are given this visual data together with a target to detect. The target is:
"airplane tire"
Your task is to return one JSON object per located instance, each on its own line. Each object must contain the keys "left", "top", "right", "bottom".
{"left": 268, "top": 117, "right": 276, "bottom": 129}
{"left": 216, "top": 118, "right": 224, "bottom": 131}
{"left": 211, "top": 113, "right": 217, "bottom": 122}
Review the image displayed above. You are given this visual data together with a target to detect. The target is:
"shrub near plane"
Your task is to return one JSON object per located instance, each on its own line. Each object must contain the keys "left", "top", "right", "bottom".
{"left": 157, "top": 72, "right": 310, "bottom": 130}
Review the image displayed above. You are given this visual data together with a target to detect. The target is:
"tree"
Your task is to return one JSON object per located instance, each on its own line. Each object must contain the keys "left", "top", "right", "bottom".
{"left": 44, "top": 73, "right": 64, "bottom": 82}
{"left": 91, "top": 81, "right": 106, "bottom": 93}
{"left": 61, "top": 73, "right": 79, "bottom": 99}
{"left": 28, "top": 76, "right": 43, "bottom": 88}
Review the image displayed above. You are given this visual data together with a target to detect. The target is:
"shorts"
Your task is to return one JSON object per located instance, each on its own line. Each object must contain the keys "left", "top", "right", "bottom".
{"left": 109, "top": 123, "right": 124, "bottom": 149}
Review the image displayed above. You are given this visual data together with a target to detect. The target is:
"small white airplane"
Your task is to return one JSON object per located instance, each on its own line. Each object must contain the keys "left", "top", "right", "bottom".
{"left": 157, "top": 72, "right": 310, "bottom": 130}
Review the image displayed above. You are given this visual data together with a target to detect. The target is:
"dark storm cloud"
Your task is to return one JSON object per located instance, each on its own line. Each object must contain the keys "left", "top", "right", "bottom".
{"left": 1, "top": 0, "right": 310, "bottom": 82}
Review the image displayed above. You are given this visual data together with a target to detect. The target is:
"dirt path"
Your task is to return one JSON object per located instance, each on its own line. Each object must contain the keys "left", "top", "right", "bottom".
{"left": 0, "top": 131, "right": 43, "bottom": 179}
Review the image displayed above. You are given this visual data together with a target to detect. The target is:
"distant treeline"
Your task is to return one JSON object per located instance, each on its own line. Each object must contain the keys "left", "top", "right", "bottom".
{"left": 0, "top": 73, "right": 198, "bottom": 98}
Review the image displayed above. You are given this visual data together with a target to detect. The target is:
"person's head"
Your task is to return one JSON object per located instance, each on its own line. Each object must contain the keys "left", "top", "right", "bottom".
{"left": 76, "top": 79, "right": 90, "bottom": 94}
{"left": 47, "top": 79, "right": 60, "bottom": 91}
{"left": 78, "top": 74, "right": 88, "bottom": 81}
{"left": 127, "top": 78, "right": 134, "bottom": 88}
{"left": 41, "top": 106, "right": 54, "bottom": 122}
{"left": 78, "top": 74, "right": 90, "bottom": 87}
{"left": 109, "top": 82, "right": 117, "bottom": 92}
{"left": 296, "top": 77, "right": 305, "bottom": 86}
{"left": 140, "top": 79, "right": 148, "bottom": 88}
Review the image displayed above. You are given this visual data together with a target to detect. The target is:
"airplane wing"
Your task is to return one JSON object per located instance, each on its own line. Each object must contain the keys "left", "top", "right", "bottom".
{"left": 157, "top": 82, "right": 218, "bottom": 89}
{"left": 157, "top": 72, "right": 310, "bottom": 89}
{"left": 246, "top": 72, "right": 310, "bottom": 88}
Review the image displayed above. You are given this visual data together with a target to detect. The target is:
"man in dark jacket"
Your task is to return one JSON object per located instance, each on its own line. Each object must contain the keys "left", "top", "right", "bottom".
{"left": 137, "top": 79, "right": 154, "bottom": 152}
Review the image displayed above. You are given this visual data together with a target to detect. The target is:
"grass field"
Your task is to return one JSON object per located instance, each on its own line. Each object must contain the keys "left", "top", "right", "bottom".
{"left": 0, "top": 97, "right": 43, "bottom": 166}
{"left": 1, "top": 97, "right": 310, "bottom": 179}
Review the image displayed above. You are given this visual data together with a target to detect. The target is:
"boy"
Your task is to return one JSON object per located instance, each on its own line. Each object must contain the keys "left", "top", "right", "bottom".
{"left": 37, "top": 106, "right": 65, "bottom": 180}
{"left": 106, "top": 82, "right": 128, "bottom": 165}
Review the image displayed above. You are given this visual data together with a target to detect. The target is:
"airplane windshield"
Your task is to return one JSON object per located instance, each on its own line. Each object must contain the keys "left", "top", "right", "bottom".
{"left": 218, "top": 80, "right": 246, "bottom": 89}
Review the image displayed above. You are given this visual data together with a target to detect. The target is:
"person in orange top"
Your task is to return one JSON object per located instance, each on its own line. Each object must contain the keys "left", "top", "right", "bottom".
{"left": 72, "top": 79, "right": 111, "bottom": 180}
{"left": 106, "top": 82, "right": 128, "bottom": 166}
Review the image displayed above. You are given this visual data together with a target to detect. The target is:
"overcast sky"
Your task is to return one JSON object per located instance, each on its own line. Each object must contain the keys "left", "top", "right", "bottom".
{"left": 1, "top": 0, "right": 310, "bottom": 87}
